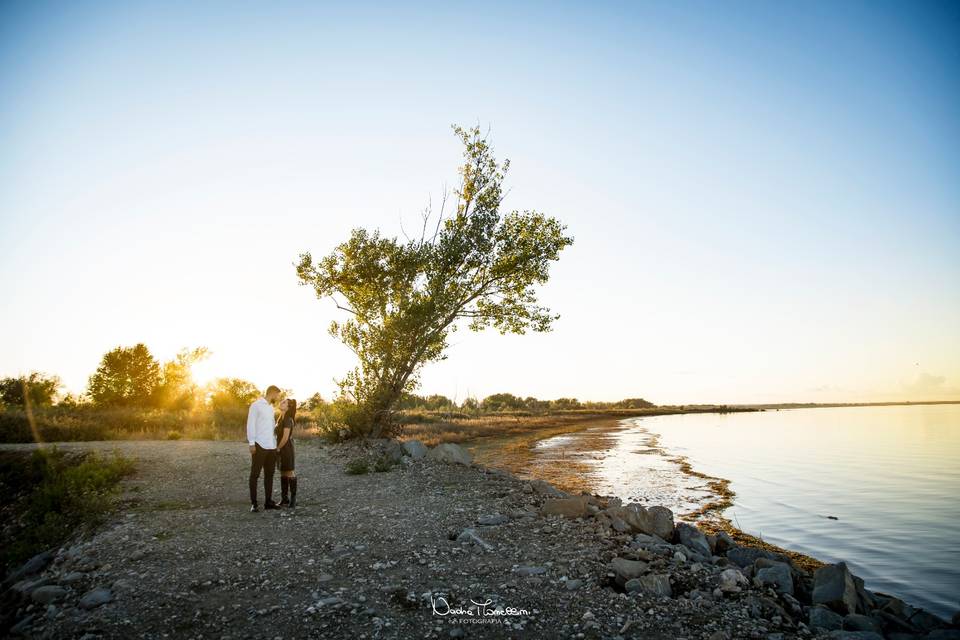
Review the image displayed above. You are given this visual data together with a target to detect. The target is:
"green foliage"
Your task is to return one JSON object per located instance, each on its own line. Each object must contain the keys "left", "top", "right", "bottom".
{"left": 208, "top": 377, "right": 260, "bottom": 427}
{"left": 301, "top": 392, "right": 326, "bottom": 411}
{"left": 0, "top": 372, "right": 61, "bottom": 408}
{"left": 155, "top": 347, "right": 210, "bottom": 410}
{"left": 86, "top": 344, "right": 210, "bottom": 410}
{"left": 297, "top": 125, "right": 573, "bottom": 437}
{"left": 480, "top": 392, "right": 526, "bottom": 412}
{"left": 0, "top": 447, "right": 134, "bottom": 573}
{"left": 372, "top": 455, "right": 396, "bottom": 472}
{"left": 87, "top": 344, "right": 162, "bottom": 407}
{"left": 344, "top": 458, "right": 369, "bottom": 475}
{"left": 166, "top": 430, "right": 183, "bottom": 440}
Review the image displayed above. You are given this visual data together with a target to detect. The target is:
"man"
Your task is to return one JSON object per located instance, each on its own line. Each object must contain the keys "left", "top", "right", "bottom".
{"left": 247, "top": 385, "right": 281, "bottom": 512}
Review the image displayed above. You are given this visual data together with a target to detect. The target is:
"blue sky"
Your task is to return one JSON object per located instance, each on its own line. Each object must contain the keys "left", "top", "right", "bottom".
{"left": 1, "top": 1, "right": 958, "bottom": 404}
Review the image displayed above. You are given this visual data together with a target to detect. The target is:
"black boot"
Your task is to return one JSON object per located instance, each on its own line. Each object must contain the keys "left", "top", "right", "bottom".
{"left": 289, "top": 477, "right": 297, "bottom": 509}
{"left": 280, "top": 477, "right": 290, "bottom": 506}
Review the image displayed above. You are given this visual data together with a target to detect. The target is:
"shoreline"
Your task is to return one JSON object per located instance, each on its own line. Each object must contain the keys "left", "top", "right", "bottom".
{"left": 1, "top": 438, "right": 956, "bottom": 638}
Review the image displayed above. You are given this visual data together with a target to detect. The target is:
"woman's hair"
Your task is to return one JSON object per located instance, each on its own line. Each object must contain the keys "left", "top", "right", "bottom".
{"left": 282, "top": 398, "right": 297, "bottom": 423}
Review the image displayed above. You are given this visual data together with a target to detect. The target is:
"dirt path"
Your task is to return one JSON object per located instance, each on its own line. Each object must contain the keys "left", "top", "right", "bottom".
{"left": 1, "top": 439, "right": 904, "bottom": 640}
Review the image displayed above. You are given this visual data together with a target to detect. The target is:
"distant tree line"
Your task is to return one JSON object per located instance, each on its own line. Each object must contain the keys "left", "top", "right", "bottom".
{"left": 0, "top": 343, "right": 654, "bottom": 418}
{"left": 393, "top": 392, "right": 654, "bottom": 414}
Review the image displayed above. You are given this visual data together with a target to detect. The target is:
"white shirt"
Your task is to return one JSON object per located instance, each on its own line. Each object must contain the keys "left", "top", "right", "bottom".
{"left": 246, "top": 398, "right": 277, "bottom": 449}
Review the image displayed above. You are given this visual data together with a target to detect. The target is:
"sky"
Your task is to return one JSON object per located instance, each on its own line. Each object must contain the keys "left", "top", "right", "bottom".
{"left": 1, "top": 0, "right": 958, "bottom": 405}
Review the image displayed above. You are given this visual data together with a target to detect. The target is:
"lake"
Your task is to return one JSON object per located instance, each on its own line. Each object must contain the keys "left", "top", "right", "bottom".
{"left": 533, "top": 404, "right": 960, "bottom": 619}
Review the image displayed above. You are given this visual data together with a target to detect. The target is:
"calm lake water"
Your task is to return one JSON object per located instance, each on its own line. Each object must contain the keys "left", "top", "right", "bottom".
{"left": 540, "top": 404, "right": 960, "bottom": 619}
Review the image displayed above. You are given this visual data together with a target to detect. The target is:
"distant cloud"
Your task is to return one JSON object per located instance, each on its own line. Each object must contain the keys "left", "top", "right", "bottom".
{"left": 901, "top": 373, "right": 959, "bottom": 398}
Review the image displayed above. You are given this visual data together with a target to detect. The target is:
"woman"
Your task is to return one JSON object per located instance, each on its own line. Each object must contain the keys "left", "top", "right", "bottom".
{"left": 275, "top": 398, "right": 298, "bottom": 508}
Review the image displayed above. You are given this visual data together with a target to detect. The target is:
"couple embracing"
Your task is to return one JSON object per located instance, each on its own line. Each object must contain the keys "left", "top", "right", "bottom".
{"left": 247, "top": 385, "right": 298, "bottom": 512}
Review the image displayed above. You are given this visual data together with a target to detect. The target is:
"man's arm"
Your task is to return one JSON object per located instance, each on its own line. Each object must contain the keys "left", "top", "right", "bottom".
{"left": 246, "top": 402, "right": 258, "bottom": 453}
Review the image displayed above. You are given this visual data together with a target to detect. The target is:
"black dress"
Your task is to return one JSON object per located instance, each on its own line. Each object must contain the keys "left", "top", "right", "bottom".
{"left": 275, "top": 415, "right": 295, "bottom": 472}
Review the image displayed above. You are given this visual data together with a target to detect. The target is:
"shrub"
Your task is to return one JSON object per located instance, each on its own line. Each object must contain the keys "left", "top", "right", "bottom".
{"left": 1, "top": 447, "right": 134, "bottom": 574}
{"left": 166, "top": 430, "right": 182, "bottom": 440}
{"left": 372, "top": 455, "right": 395, "bottom": 472}
{"left": 344, "top": 458, "right": 369, "bottom": 475}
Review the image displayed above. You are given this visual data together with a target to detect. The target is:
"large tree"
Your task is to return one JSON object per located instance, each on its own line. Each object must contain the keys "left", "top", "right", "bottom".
{"left": 296, "top": 125, "right": 573, "bottom": 437}
{"left": 155, "top": 347, "right": 210, "bottom": 410}
{"left": 87, "top": 343, "right": 162, "bottom": 407}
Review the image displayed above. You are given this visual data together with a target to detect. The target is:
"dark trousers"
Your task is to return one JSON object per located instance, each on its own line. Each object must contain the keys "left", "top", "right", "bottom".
{"left": 249, "top": 444, "right": 277, "bottom": 505}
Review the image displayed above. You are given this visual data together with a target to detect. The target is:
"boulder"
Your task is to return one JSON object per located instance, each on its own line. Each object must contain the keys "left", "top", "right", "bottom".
{"left": 813, "top": 562, "right": 859, "bottom": 615}
{"left": 636, "top": 573, "right": 672, "bottom": 598}
{"left": 714, "top": 531, "right": 735, "bottom": 554}
{"left": 648, "top": 506, "right": 676, "bottom": 540}
{"left": 382, "top": 440, "right": 404, "bottom": 462}
{"left": 842, "top": 614, "right": 881, "bottom": 633}
{"left": 427, "top": 443, "right": 473, "bottom": 465}
{"left": 79, "top": 587, "right": 113, "bottom": 610}
{"left": 726, "top": 546, "right": 789, "bottom": 568}
{"left": 5, "top": 550, "right": 55, "bottom": 587}
{"left": 809, "top": 605, "right": 844, "bottom": 631}
{"left": 610, "top": 516, "right": 631, "bottom": 533}
{"left": 401, "top": 440, "right": 428, "bottom": 459}
{"left": 755, "top": 562, "right": 794, "bottom": 596}
{"left": 718, "top": 568, "right": 748, "bottom": 593}
{"left": 529, "top": 479, "right": 567, "bottom": 497}
{"left": 614, "top": 504, "right": 675, "bottom": 540}
{"left": 540, "top": 497, "right": 590, "bottom": 519}
{"left": 610, "top": 557, "right": 648, "bottom": 581}
{"left": 677, "top": 523, "right": 711, "bottom": 557}
{"left": 31, "top": 585, "right": 66, "bottom": 604}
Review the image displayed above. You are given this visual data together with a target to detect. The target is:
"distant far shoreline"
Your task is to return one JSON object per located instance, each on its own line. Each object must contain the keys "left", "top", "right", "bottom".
{"left": 732, "top": 399, "right": 960, "bottom": 410}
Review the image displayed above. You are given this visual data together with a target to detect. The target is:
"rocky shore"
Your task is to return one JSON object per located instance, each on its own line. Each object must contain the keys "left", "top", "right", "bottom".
{"left": 1, "top": 438, "right": 958, "bottom": 639}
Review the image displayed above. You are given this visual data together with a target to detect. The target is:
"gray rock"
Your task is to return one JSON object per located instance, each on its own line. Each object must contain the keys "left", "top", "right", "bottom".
{"left": 382, "top": 440, "right": 404, "bottom": 462}
{"left": 677, "top": 523, "right": 711, "bottom": 557}
{"left": 842, "top": 614, "right": 881, "bottom": 632}
{"left": 456, "top": 528, "right": 493, "bottom": 551}
{"left": 610, "top": 516, "right": 631, "bottom": 533}
{"left": 628, "top": 573, "right": 672, "bottom": 598}
{"left": 726, "top": 546, "right": 789, "bottom": 568}
{"left": 756, "top": 562, "right": 794, "bottom": 595}
{"left": 9, "top": 614, "right": 35, "bottom": 636}
{"left": 826, "top": 632, "right": 884, "bottom": 640}
{"left": 623, "top": 504, "right": 675, "bottom": 540}
{"left": 529, "top": 479, "right": 567, "bottom": 497}
{"left": 564, "top": 579, "right": 583, "bottom": 591}
{"left": 476, "top": 514, "right": 509, "bottom": 526}
{"left": 427, "top": 443, "right": 473, "bottom": 465}
{"left": 813, "top": 562, "right": 859, "bottom": 615}
{"left": 401, "top": 440, "right": 428, "bottom": 459}
{"left": 540, "top": 497, "right": 589, "bottom": 519}
{"left": 718, "top": 568, "right": 748, "bottom": 593}
{"left": 911, "top": 609, "right": 949, "bottom": 632}
{"left": 610, "top": 557, "right": 648, "bottom": 581}
{"left": 647, "top": 506, "right": 676, "bottom": 541}
{"left": 514, "top": 566, "right": 547, "bottom": 576}
{"left": 715, "top": 531, "right": 735, "bottom": 554}
{"left": 59, "top": 571, "right": 87, "bottom": 585}
{"left": 6, "top": 550, "right": 54, "bottom": 586}
{"left": 78, "top": 587, "right": 113, "bottom": 610}
{"left": 31, "top": 585, "right": 67, "bottom": 604}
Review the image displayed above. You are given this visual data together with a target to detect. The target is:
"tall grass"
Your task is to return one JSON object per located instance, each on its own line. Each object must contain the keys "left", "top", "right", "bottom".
{"left": 0, "top": 405, "right": 324, "bottom": 443}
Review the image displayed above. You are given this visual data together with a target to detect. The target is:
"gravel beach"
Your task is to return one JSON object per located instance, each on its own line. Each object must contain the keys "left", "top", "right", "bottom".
{"left": 1, "top": 438, "right": 957, "bottom": 640}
